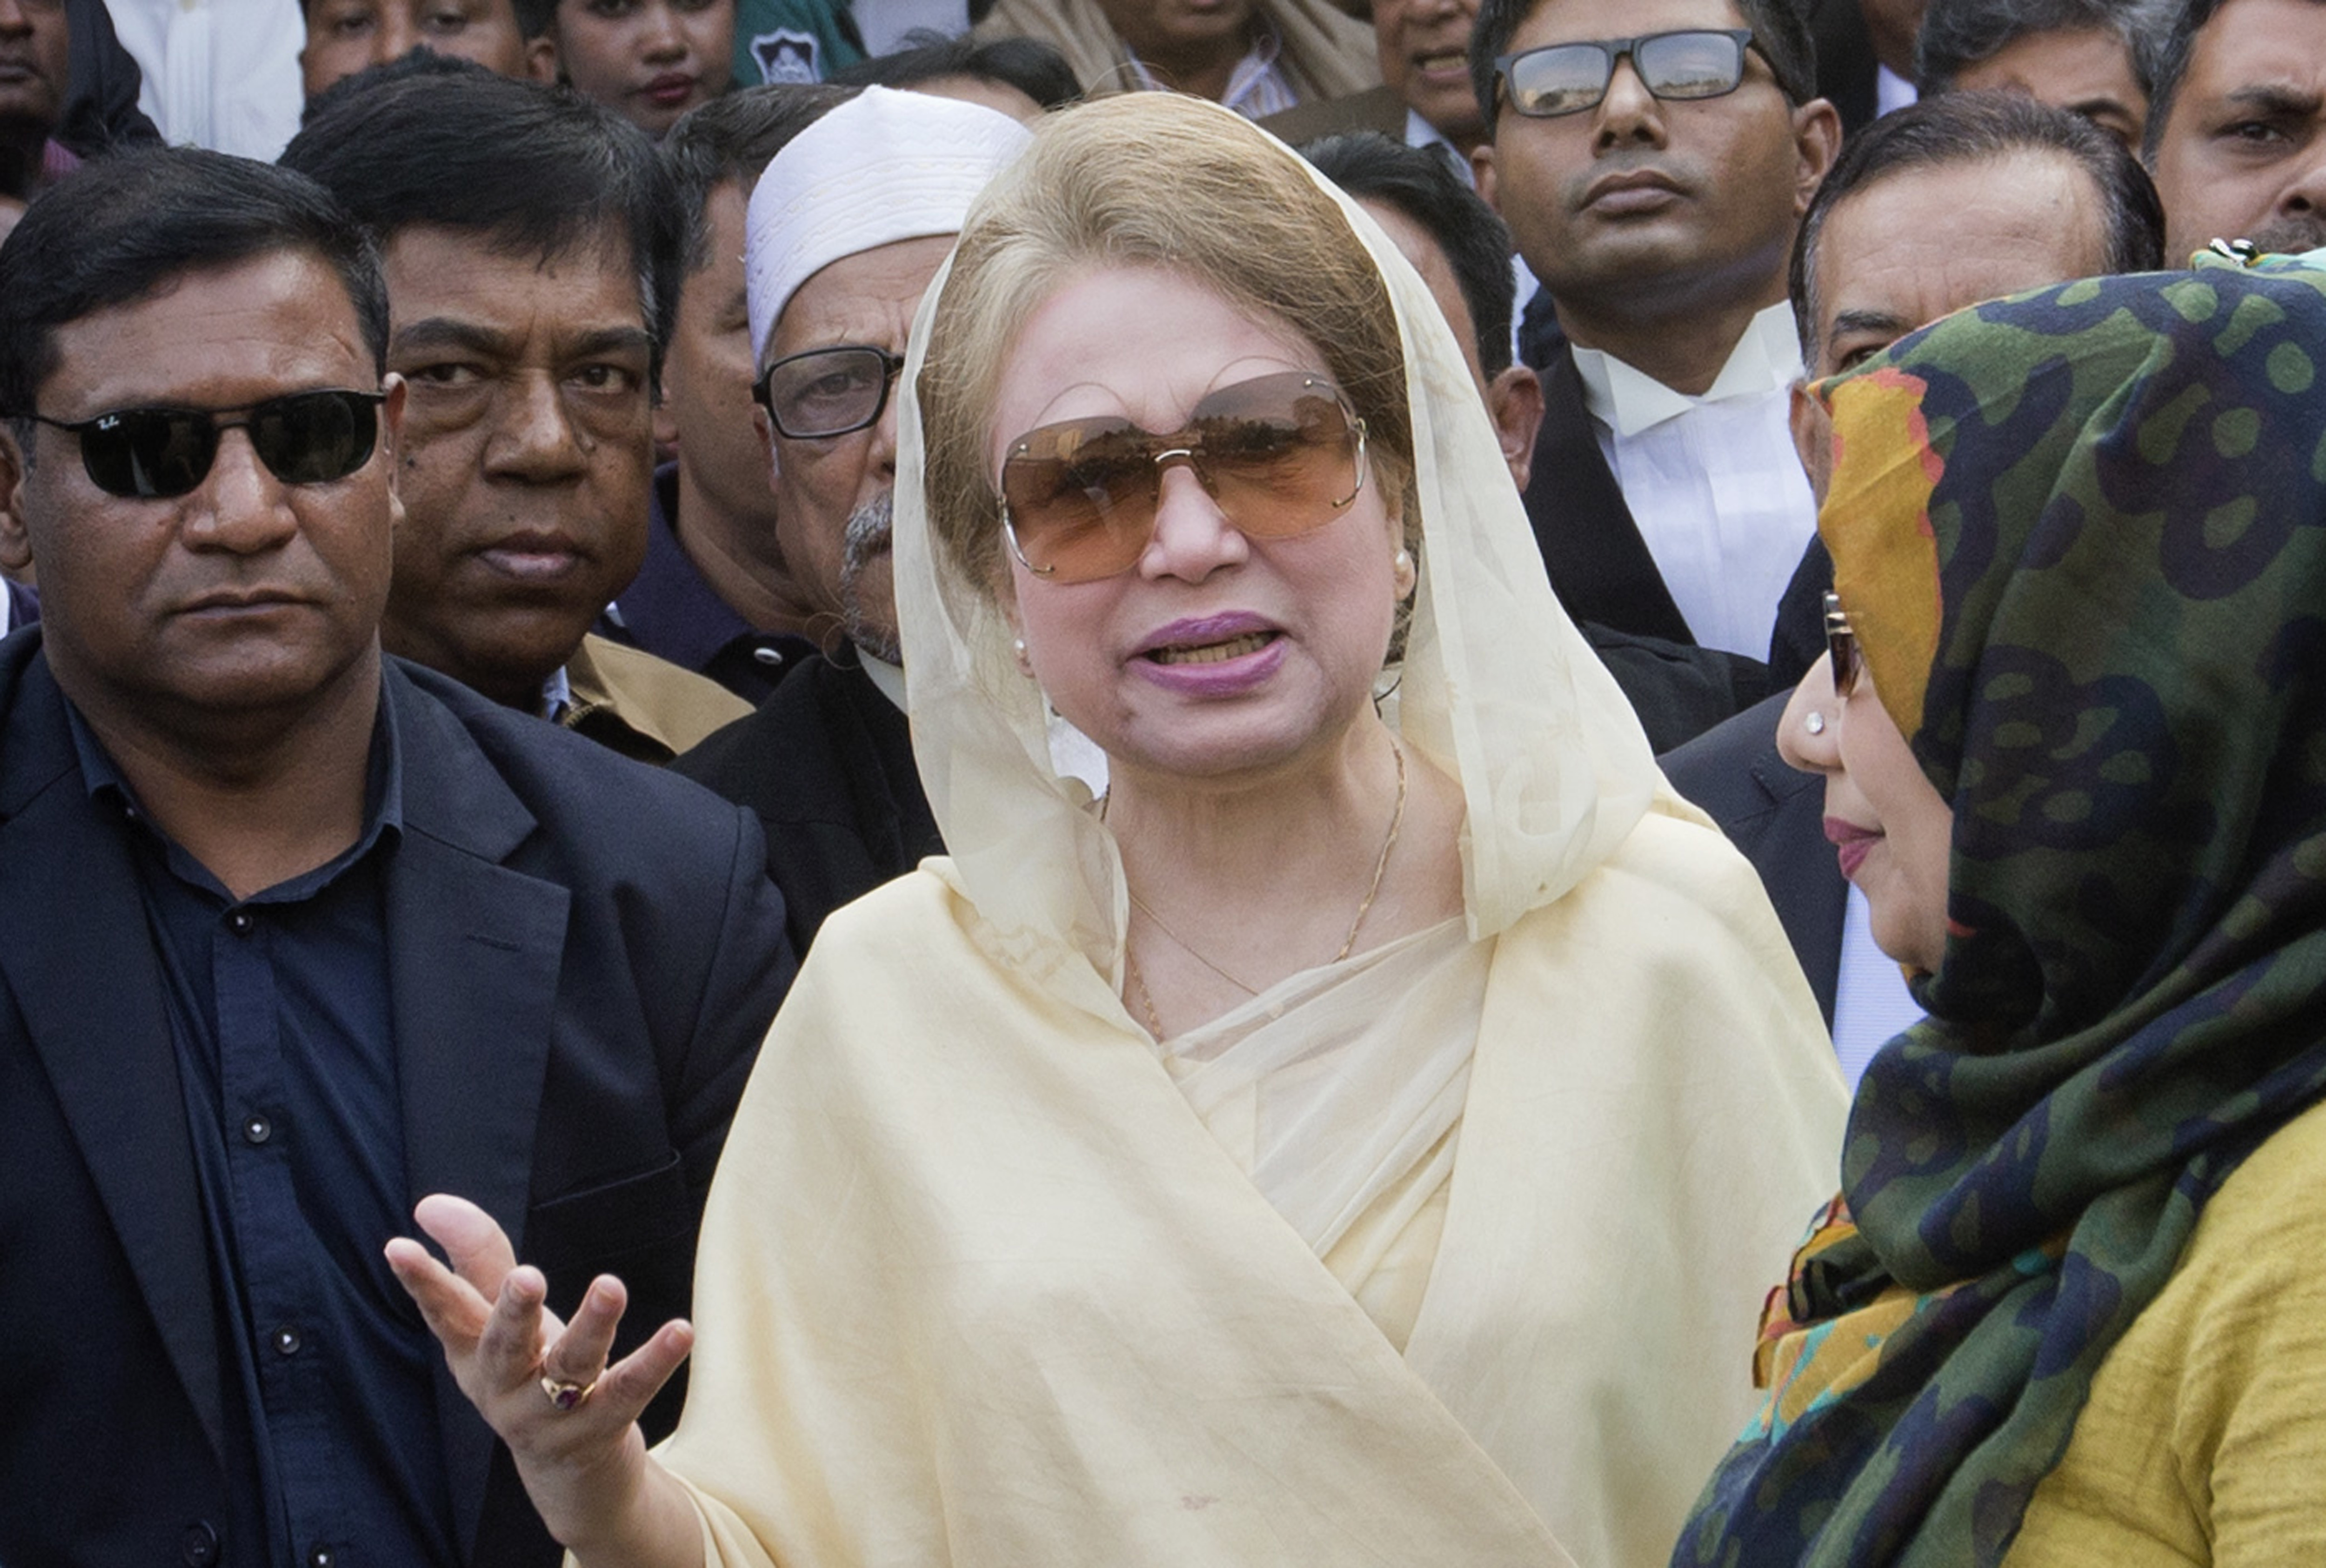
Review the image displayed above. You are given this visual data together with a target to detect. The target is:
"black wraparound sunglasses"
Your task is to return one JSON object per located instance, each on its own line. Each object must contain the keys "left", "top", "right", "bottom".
{"left": 27, "top": 388, "right": 388, "bottom": 500}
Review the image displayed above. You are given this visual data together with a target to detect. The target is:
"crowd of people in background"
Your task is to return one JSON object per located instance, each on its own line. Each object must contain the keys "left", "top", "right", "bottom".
{"left": 1, "top": 0, "right": 2323, "bottom": 1560}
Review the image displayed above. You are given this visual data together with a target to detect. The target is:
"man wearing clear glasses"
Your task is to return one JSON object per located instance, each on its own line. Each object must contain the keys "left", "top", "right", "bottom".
{"left": 675, "top": 85, "right": 1036, "bottom": 953}
{"left": 1466, "top": 0, "right": 1839, "bottom": 670}
{"left": 0, "top": 147, "right": 793, "bottom": 1568}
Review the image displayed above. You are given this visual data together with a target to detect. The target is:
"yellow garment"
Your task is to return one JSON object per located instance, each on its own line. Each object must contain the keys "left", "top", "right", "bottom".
{"left": 632, "top": 100, "right": 1848, "bottom": 1568}
{"left": 974, "top": 0, "right": 1380, "bottom": 105}
{"left": 561, "top": 633, "right": 750, "bottom": 765}
{"left": 2002, "top": 1097, "right": 2326, "bottom": 1567}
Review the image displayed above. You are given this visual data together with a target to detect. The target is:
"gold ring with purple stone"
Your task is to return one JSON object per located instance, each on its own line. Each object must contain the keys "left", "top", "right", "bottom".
{"left": 540, "top": 1373, "right": 597, "bottom": 1411}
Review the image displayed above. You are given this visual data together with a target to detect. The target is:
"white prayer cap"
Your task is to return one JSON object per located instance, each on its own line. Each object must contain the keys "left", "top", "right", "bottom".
{"left": 745, "top": 85, "right": 1033, "bottom": 364}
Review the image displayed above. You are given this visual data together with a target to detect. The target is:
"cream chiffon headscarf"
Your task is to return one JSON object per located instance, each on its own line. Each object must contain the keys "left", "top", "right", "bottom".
{"left": 891, "top": 97, "right": 1684, "bottom": 1027}
{"left": 649, "top": 96, "right": 1844, "bottom": 1568}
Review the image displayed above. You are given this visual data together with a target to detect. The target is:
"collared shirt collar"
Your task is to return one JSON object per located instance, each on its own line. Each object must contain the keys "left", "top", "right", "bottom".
{"left": 1570, "top": 301, "right": 1804, "bottom": 439}
{"left": 603, "top": 463, "right": 758, "bottom": 673}
{"left": 1124, "top": 15, "right": 1295, "bottom": 119}
{"left": 65, "top": 672, "right": 406, "bottom": 886}
{"left": 857, "top": 649, "right": 908, "bottom": 712}
{"left": 539, "top": 664, "right": 573, "bottom": 723}
{"left": 1875, "top": 64, "right": 1917, "bottom": 118}
{"left": 1404, "top": 110, "right": 1476, "bottom": 191}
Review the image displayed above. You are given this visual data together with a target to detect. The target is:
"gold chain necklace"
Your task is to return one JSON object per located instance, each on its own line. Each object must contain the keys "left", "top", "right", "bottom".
{"left": 1112, "top": 739, "right": 1408, "bottom": 1034}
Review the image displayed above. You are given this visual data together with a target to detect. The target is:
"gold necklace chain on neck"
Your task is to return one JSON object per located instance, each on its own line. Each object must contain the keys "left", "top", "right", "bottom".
{"left": 1110, "top": 738, "right": 1408, "bottom": 1031}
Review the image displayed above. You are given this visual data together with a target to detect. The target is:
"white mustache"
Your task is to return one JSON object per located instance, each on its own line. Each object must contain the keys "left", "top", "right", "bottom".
{"left": 842, "top": 490, "right": 894, "bottom": 570}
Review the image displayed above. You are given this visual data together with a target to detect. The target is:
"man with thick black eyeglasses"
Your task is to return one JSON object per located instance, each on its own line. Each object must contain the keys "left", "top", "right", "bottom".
{"left": 1465, "top": 0, "right": 1839, "bottom": 700}
{"left": 0, "top": 147, "right": 794, "bottom": 1568}
{"left": 674, "top": 85, "right": 1034, "bottom": 955}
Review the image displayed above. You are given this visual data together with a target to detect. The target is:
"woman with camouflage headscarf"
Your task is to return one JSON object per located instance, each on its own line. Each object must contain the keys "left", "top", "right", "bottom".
{"left": 1672, "top": 261, "right": 2326, "bottom": 1568}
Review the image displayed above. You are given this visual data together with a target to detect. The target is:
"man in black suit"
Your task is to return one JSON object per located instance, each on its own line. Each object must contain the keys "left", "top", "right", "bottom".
{"left": 1664, "top": 93, "right": 2160, "bottom": 1079}
{"left": 1468, "top": 0, "right": 1839, "bottom": 672}
{"left": 0, "top": 148, "right": 793, "bottom": 1568}
{"left": 1808, "top": 0, "right": 1919, "bottom": 133}
{"left": 1306, "top": 129, "right": 1770, "bottom": 749}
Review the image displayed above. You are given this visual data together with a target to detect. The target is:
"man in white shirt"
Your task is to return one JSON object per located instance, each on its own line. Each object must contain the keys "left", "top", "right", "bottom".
{"left": 1664, "top": 91, "right": 2162, "bottom": 1085}
{"left": 1467, "top": 0, "right": 1839, "bottom": 663}
{"left": 103, "top": 0, "right": 302, "bottom": 159}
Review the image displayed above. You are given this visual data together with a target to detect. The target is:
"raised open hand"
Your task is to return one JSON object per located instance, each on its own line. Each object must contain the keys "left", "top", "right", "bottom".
{"left": 386, "top": 1194, "right": 696, "bottom": 1552}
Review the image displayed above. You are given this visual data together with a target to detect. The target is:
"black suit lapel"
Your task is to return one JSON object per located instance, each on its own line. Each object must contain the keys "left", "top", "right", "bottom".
{"left": 379, "top": 667, "right": 569, "bottom": 1557}
{"left": 1524, "top": 349, "right": 1698, "bottom": 646}
{"left": 0, "top": 653, "right": 227, "bottom": 1462}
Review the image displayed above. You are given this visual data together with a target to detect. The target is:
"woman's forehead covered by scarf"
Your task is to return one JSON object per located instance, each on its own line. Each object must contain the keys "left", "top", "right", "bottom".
{"left": 1816, "top": 265, "right": 2326, "bottom": 1034}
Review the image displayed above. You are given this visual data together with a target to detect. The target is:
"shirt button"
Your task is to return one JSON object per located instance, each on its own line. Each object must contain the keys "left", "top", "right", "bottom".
{"left": 242, "top": 1115, "right": 272, "bottom": 1145}
{"left": 226, "top": 910, "right": 255, "bottom": 936}
{"left": 307, "top": 1547, "right": 336, "bottom": 1568}
{"left": 271, "top": 1324, "right": 301, "bottom": 1356}
{"left": 752, "top": 646, "right": 786, "bottom": 667}
{"left": 180, "top": 1521, "right": 220, "bottom": 1566}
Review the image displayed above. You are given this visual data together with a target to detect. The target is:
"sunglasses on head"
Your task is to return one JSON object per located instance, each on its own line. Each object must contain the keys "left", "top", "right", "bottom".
{"left": 1496, "top": 28, "right": 1760, "bottom": 118}
{"left": 1823, "top": 590, "right": 1862, "bottom": 697}
{"left": 999, "top": 370, "right": 1368, "bottom": 585}
{"left": 29, "top": 388, "right": 388, "bottom": 500}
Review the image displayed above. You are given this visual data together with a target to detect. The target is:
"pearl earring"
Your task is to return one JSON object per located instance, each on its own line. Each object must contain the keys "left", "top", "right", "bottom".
{"left": 1012, "top": 636, "right": 1033, "bottom": 677}
{"left": 1392, "top": 547, "right": 1417, "bottom": 597}
{"left": 1804, "top": 711, "right": 1827, "bottom": 736}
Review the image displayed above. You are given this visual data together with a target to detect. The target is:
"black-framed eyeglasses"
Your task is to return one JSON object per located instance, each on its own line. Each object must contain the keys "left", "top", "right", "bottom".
{"left": 1822, "top": 590, "right": 1861, "bottom": 697}
{"left": 27, "top": 388, "right": 388, "bottom": 500}
{"left": 752, "top": 345, "right": 906, "bottom": 440}
{"left": 1496, "top": 29, "right": 1759, "bottom": 118}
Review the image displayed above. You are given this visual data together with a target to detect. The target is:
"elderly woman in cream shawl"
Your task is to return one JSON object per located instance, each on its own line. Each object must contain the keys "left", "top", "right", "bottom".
{"left": 388, "top": 94, "right": 1845, "bottom": 1568}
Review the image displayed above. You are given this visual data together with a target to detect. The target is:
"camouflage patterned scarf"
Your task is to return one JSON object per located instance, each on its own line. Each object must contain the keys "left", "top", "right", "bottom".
{"left": 1672, "top": 263, "right": 2326, "bottom": 1567}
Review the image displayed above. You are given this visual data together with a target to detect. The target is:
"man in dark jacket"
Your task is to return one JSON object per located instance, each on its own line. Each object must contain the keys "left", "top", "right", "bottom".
{"left": 0, "top": 147, "right": 793, "bottom": 1568}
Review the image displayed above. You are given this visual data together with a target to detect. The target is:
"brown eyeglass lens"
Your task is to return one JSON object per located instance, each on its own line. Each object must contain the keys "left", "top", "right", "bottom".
{"left": 999, "top": 370, "right": 1364, "bottom": 584}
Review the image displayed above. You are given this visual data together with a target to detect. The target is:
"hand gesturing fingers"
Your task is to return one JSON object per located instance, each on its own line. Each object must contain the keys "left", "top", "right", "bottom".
{"left": 383, "top": 1191, "right": 695, "bottom": 1533}
{"left": 417, "top": 1192, "right": 519, "bottom": 1293}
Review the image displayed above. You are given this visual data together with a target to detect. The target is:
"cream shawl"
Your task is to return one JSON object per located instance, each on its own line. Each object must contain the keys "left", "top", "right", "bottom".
{"left": 649, "top": 101, "right": 1847, "bottom": 1568}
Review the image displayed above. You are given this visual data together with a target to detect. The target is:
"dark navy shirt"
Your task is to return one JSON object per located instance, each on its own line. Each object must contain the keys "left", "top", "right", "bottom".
{"left": 67, "top": 692, "right": 460, "bottom": 1568}
{"left": 598, "top": 461, "right": 818, "bottom": 706}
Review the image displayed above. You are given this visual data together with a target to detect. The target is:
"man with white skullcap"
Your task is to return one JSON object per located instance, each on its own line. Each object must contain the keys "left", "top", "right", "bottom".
{"left": 598, "top": 84, "right": 853, "bottom": 706}
{"left": 676, "top": 83, "right": 1032, "bottom": 954}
